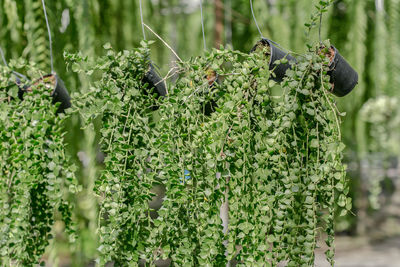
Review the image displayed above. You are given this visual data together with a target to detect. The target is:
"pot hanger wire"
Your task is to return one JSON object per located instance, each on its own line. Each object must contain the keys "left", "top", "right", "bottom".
{"left": 41, "top": 0, "right": 54, "bottom": 74}
{"left": 143, "top": 23, "right": 183, "bottom": 63}
{"left": 0, "top": 46, "right": 30, "bottom": 81}
{"left": 138, "top": 0, "right": 182, "bottom": 63}
{"left": 225, "top": 0, "right": 233, "bottom": 48}
{"left": 200, "top": 0, "right": 206, "bottom": 51}
{"left": 250, "top": 0, "right": 264, "bottom": 39}
{"left": 0, "top": 47, "right": 7, "bottom": 67}
{"left": 318, "top": 1, "right": 334, "bottom": 46}
{"left": 319, "top": 13, "right": 323, "bottom": 45}
{"left": 139, "top": 0, "right": 146, "bottom": 40}
{"left": 250, "top": 1, "right": 301, "bottom": 58}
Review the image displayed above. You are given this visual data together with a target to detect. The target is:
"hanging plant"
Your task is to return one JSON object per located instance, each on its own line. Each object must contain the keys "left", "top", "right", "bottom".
{"left": 143, "top": 63, "right": 167, "bottom": 97}
{"left": 67, "top": 42, "right": 164, "bottom": 265}
{"left": 18, "top": 74, "right": 71, "bottom": 114}
{"left": 0, "top": 64, "right": 78, "bottom": 266}
{"left": 250, "top": 38, "right": 297, "bottom": 82}
{"left": 68, "top": 37, "right": 350, "bottom": 266}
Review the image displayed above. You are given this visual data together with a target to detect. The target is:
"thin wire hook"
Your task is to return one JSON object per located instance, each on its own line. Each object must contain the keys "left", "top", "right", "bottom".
{"left": 319, "top": 13, "right": 323, "bottom": 44}
{"left": 200, "top": 0, "right": 207, "bottom": 50}
{"left": 12, "top": 71, "right": 29, "bottom": 81}
{"left": 41, "top": 0, "right": 54, "bottom": 73}
{"left": 250, "top": 0, "right": 264, "bottom": 38}
{"left": 0, "top": 47, "right": 8, "bottom": 67}
{"left": 225, "top": 0, "right": 233, "bottom": 48}
{"left": 139, "top": 0, "right": 146, "bottom": 40}
{"left": 0, "top": 47, "right": 30, "bottom": 81}
{"left": 144, "top": 23, "right": 183, "bottom": 63}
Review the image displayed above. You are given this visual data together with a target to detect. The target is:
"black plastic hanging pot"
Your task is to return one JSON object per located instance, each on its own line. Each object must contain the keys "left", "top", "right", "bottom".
{"left": 327, "top": 46, "right": 358, "bottom": 97}
{"left": 142, "top": 63, "right": 167, "bottom": 97}
{"left": 49, "top": 74, "right": 71, "bottom": 113}
{"left": 203, "top": 68, "right": 219, "bottom": 116}
{"left": 16, "top": 77, "right": 27, "bottom": 100}
{"left": 250, "top": 38, "right": 297, "bottom": 82}
{"left": 20, "top": 74, "right": 71, "bottom": 113}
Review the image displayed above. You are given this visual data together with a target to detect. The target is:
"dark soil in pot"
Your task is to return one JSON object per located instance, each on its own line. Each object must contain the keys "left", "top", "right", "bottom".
{"left": 250, "top": 38, "right": 297, "bottom": 82}
{"left": 22, "top": 74, "right": 71, "bottom": 113}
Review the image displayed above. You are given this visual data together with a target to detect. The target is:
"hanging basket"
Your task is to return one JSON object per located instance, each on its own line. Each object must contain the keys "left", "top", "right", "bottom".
{"left": 327, "top": 46, "right": 358, "bottom": 97}
{"left": 143, "top": 63, "right": 167, "bottom": 97}
{"left": 20, "top": 74, "right": 71, "bottom": 113}
{"left": 250, "top": 38, "right": 297, "bottom": 82}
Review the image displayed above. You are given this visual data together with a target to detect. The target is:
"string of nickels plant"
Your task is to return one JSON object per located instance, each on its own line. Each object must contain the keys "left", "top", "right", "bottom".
{"left": 0, "top": 64, "right": 78, "bottom": 265}
{"left": 67, "top": 41, "right": 348, "bottom": 266}
{"left": 69, "top": 44, "right": 163, "bottom": 264}
{"left": 305, "top": 0, "right": 333, "bottom": 49}
{"left": 320, "top": 64, "right": 342, "bottom": 139}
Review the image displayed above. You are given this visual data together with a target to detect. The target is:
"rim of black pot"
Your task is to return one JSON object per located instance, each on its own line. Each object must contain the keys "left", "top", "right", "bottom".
{"left": 143, "top": 62, "right": 167, "bottom": 97}
{"left": 24, "top": 73, "right": 71, "bottom": 112}
{"left": 250, "top": 38, "right": 297, "bottom": 82}
{"left": 250, "top": 38, "right": 273, "bottom": 65}
{"left": 250, "top": 38, "right": 293, "bottom": 67}
{"left": 326, "top": 46, "right": 337, "bottom": 71}
{"left": 326, "top": 45, "right": 359, "bottom": 97}
{"left": 22, "top": 73, "right": 57, "bottom": 93}
{"left": 251, "top": 39, "right": 272, "bottom": 64}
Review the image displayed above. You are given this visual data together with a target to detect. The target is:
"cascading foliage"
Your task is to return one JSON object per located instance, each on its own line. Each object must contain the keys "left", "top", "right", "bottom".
{"left": 68, "top": 43, "right": 163, "bottom": 265}
{"left": 69, "top": 39, "right": 349, "bottom": 266}
{"left": 0, "top": 65, "right": 78, "bottom": 266}
{"left": 1, "top": 0, "right": 399, "bottom": 246}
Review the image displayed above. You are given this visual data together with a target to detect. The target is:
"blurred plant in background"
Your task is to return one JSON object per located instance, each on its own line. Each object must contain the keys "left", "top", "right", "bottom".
{"left": 360, "top": 96, "right": 400, "bottom": 157}
{"left": 355, "top": 96, "right": 400, "bottom": 235}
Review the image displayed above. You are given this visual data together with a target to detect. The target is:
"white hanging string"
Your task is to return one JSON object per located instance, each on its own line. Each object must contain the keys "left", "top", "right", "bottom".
{"left": 376, "top": 0, "right": 384, "bottom": 11}
{"left": 41, "top": 0, "right": 54, "bottom": 73}
{"left": 0, "top": 46, "right": 30, "bottom": 81}
{"left": 250, "top": 0, "right": 293, "bottom": 54}
{"left": 144, "top": 23, "right": 183, "bottom": 63}
{"left": 200, "top": 0, "right": 207, "bottom": 50}
{"left": 0, "top": 47, "right": 8, "bottom": 67}
{"left": 319, "top": 13, "right": 323, "bottom": 44}
{"left": 139, "top": 0, "right": 146, "bottom": 40}
{"left": 250, "top": 0, "right": 264, "bottom": 38}
{"left": 225, "top": 0, "right": 233, "bottom": 47}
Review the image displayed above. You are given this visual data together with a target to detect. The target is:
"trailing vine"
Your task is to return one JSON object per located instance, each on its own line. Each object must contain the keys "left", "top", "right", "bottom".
{"left": 68, "top": 43, "right": 164, "bottom": 265}
{"left": 0, "top": 64, "right": 78, "bottom": 266}
{"left": 69, "top": 34, "right": 349, "bottom": 265}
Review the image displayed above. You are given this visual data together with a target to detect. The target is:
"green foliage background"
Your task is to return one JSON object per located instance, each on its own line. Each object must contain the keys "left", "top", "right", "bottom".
{"left": 1, "top": 0, "right": 400, "bottom": 265}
